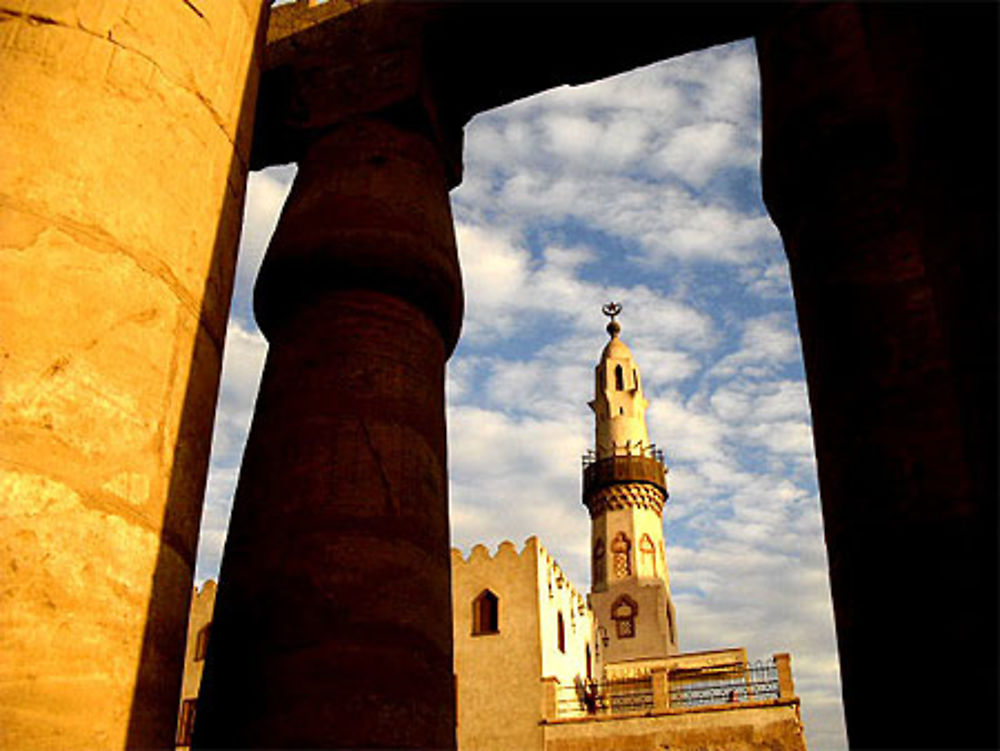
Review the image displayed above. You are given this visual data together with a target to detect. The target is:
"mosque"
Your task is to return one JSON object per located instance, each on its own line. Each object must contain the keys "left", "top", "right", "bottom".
{"left": 177, "top": 306, "right": 807, "bottom": 750}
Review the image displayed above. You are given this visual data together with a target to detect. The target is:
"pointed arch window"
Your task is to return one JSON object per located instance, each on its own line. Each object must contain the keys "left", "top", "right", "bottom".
{"left": 593, "top": 538, "right": 606, "bottom": 583}
{"left": 640, "top": 534, "right": 656, "bottom": 576}
{"left": 611, "top": 595, "right": 638, "bottom": 639}
{"left": 557, "top": 611, "right": 566, "bottom": 653}
{"left": 611, "top": 532, "right": 631, "bottom": 578}
{"left": 472, "top": 589, "right": 499, "bottom": 635}
{"left": 614, "top": 364, "right": 624, "bottom": 391}
{"left": 194, "top": 623, "right": 211, "bottom": 661}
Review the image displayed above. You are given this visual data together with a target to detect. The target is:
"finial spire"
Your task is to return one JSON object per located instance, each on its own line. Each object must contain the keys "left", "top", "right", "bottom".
{"left": 602, "top": 301, "right": 622, "bottom": 338}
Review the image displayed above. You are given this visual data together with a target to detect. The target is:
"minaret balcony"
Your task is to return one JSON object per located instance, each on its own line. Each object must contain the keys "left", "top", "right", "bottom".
{"left": 582, "top": 449, "right": 668, "bottom": 497}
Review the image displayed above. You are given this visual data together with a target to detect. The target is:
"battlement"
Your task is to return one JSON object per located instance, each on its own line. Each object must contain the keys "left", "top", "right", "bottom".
{"left": 450, "top": 536, "right": 540, "bottom": 567}
{"left": 451, "top": 538, "right": 590, "bottom": 617}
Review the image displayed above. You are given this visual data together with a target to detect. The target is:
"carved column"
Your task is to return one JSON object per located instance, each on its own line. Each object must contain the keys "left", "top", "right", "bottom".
{"left": 194, "top": 116, "right": 462, "bottom": 748}
{"left": 758, "top": 4, "right": 997, "bottom": 748}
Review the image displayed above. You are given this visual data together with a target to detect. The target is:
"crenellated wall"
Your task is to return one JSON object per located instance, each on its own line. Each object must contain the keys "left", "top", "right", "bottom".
{"left": 535, "top": 542, "right": 596, "bottom": 686}
{"left": 452, "top": 537, "right": 595, "bottom": 751}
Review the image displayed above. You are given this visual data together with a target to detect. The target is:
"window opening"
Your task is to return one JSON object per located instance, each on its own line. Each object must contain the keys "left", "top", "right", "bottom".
{"left": 611, "top": 595, "right": 638, "bottom": 639}
{"left": 611, "top": 532, "right": 631, "bottom": 578}
{"left": 614, "top": 364, "right": 624, "bottom": 391}
{"left": 194, "top": 623, "right": 211, "bottom": 662}
{"left": 557, "top": 611, "right": 566, "bottom": 653}
{"left": 586, "top": 645, "right": 592, "bottom": 679}
{"left": 472, "top": 589, "right": 499, "bottom": 635}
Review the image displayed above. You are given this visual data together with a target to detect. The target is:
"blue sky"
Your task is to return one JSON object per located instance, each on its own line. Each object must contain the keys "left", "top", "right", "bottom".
{"left": 198, "top": 38, "right": 847, "bottom": 751}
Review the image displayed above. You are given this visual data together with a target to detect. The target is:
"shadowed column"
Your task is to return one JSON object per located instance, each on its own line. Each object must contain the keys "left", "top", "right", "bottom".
{"left": 757, "top": 4, "right": 997, "bottom": 749}
{"left": 194, "top": 117, "right": 461, "bottom": 749}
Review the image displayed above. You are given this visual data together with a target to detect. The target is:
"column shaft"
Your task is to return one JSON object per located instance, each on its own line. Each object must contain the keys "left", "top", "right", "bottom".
{"left": 758, "top": 4, "right": 997, "bottom": 748}
{"left": 194, "top": 117, "right": 461, "bottom": 749}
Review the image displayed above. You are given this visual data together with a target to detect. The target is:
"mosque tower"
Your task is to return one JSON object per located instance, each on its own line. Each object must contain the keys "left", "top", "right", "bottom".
{"left": 585, "top": 303, "right": 679, "bottom": 666}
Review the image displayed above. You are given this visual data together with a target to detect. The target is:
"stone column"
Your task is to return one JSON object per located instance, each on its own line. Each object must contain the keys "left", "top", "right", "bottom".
{"left": 0, "top": 2, "right": 266, "bottom": 748}
{"left": 194, "top": 116, "right": 462, "bottom": 749}
{"left": 757, "top": 4, "right": 997, "bottom": 748}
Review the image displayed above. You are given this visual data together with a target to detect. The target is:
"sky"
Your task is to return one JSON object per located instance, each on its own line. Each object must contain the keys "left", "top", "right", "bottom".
{"left": 197, "top": 38, "right": 848, "bottom": 751}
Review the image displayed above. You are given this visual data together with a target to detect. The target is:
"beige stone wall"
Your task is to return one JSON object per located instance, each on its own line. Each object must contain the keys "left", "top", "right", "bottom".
{"left": 536, "top": 545, "right": 595, "bottom": 685}
{"left": 543, "top": 701, "right": 807, "bottom": 751}
{"left": 604, "top": 647, "right": 747, "bottom": 681}
{"left": 0, "top": 1, "right": 266, "bottom": 747}
{"left": 452, "top": 539, "right": 546, "bottom": 751}
{"left": 590, "top": 504, "right": 677, "bottom": 662}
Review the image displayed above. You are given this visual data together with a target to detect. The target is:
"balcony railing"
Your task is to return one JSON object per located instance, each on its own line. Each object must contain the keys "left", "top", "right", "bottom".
{"left": 549, "top": 657, "right": 791, "bottom": 720}
{"left": 582, "top": 448, "right": 667, "bottom": 497}
{"left": 669, "top": 659, "right": 780, "bottom": 708}
{"left": 582, "top": 444, "right": 665, "bottom": 467}
{"left": 555, "top": 676, "right": 653, "bottom": 719}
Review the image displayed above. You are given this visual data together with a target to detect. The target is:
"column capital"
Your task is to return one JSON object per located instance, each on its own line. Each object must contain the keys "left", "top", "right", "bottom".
{"left": 252, "top": 1, "right": 464, "bottom": 186}
{"left": 254, "top": 115, "right": 463, "bottom": 353}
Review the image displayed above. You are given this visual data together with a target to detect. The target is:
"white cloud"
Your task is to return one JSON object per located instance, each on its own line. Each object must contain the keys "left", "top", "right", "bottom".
{"left": 455, "top": 220, "right": 720, "bottom": 350}
{"left": 234, "top": 165, "right": 297, "bottom": 302}
{"left": 207, "top": 319, "right": 269, "bottom": 466}
{"left": 652, "top": 121, "right": 755, "bottom": 187}
{"left": 741, "top": 260, "right": 793, "bottom": 299}
{"left": 455, "top": 40, "right": 779, "bottom": 268}
{"left": 194, "top": 319, "right": 268, "bottom": 582}
{"left": 707, "top": 313, "right": 802, "bottom": 380}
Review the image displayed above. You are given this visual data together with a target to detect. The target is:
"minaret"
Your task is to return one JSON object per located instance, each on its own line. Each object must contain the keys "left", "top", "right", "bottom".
{"left": 585, "top": 303, "right": 679, "bottom": 665}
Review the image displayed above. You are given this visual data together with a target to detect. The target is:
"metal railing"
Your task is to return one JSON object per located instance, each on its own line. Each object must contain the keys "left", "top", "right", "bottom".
{"left": 669, "top": 659, "right": 780, "bottom": 708}
{"left": 556, "top": 676, "right": 653, "bottom": 719}
{"left": 581, "top": 449, "right": 667, "bottom": 498}
{"left": 552, "top": 658, "right": 781, "bottom": 718}
{"left": 582, "top": 444, "right": 665, "bottom": 466}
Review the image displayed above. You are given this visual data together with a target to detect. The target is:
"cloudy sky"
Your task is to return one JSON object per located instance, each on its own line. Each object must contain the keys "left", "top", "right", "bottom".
{"left": 198, "top": 38, "right": 847, "bottom": 751}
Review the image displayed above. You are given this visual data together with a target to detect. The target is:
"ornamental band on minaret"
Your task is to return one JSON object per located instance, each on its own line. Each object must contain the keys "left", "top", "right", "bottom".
{"left": 586, "top": 303, "right": 679, "bottom": 662}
